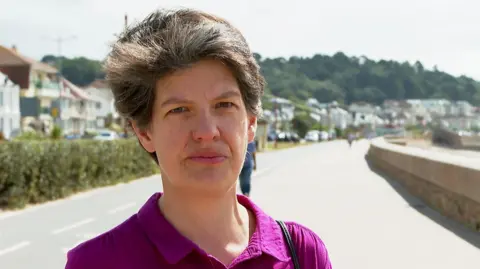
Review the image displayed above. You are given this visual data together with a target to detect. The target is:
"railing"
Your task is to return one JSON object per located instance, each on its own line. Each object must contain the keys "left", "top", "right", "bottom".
{"left": 32, "top": 80, "right": 61, "bottom": 98}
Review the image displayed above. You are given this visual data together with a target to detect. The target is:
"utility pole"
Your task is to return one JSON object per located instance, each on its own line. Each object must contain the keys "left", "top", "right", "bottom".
{"left": 44, "top": 35, "right": 77, "bottom": 76}
{"left": 43, "top": 35, "right": 76, "bottom": 132}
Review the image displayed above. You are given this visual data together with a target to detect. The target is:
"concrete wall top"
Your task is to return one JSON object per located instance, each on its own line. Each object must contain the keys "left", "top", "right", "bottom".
{"left": 372, "top": 137, "right": 480, "bottom": 170}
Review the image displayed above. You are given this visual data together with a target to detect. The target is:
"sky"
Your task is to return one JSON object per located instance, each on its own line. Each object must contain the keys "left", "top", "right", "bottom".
{"left": 1, "top": 0, "right": 479, "bottom": 79}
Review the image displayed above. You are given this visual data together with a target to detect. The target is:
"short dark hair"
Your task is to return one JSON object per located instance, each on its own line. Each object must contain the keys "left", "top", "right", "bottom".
{"left": 104, "top": 8, "right": 265, "bottom": 163}
{"left": 105, "top": 8, "right": 265, "bottom": 130}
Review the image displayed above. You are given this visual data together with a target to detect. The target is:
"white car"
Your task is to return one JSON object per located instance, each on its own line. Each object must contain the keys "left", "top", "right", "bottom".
{"left": 319, "top": 131, "right": 329, "bottom": 141}
{"left": 93, "top": 130, "right": 119, "bottom": 141}
{"left": 305, "top": 130, "right": 320, "bottom": 142}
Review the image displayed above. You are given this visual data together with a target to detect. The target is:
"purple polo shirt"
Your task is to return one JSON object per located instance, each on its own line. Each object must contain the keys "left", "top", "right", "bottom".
{"left": 65, "top": 193, "right": 332, "bottom": 268}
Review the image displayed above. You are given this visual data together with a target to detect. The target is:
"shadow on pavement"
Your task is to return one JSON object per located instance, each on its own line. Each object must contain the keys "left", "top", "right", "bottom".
{"left": 365, "top": 156, "right": 480, "bottom": 250}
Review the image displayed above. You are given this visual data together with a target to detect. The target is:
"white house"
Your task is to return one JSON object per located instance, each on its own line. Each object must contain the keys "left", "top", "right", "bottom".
{"left": 84, "top": 79, "right": 118, "bottom": 128}
{"left": 57, "top": 79, "right": 98, "bottom": 134}
{"left": 0, "top": 72, "right": 21, "bottom": 139}
{"left": 268, "top": 97, "right": 295, "bottom": 130}
{"left": 306, "top": 100, "right": 352, "bottom": 130}
{"left": 330, "top": 106, "right": 351, "bottom": 130}
{"left": 0, "top": 45, "right": 61, "bottom": 133}
{"left": 348, "top": 102, "right": 381, "bottom": 127}
{"left": 455, "top": 101, "right": 474, "bottom": 117}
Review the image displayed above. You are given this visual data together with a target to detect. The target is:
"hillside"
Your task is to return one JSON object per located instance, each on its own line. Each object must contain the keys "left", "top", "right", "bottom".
{"left": 256, "top": 52, "right": 480, "bottom": 106}
{"left": 42, "top": 52, "right": 480, "bottom": 106}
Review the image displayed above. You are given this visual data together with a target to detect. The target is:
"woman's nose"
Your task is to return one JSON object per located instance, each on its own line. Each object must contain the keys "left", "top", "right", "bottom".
{"left": 191, "top": 112, "right": 220, "bottom": 142}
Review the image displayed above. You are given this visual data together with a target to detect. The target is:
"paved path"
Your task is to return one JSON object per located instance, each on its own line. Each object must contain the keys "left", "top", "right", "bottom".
{"left": 0, "top": 140, "right": 479, "bottom": 268}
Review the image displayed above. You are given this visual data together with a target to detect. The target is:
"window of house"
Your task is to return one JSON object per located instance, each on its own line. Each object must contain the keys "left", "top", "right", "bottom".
{"left": 0, "top": 91, "right": 3, "bottom": 106}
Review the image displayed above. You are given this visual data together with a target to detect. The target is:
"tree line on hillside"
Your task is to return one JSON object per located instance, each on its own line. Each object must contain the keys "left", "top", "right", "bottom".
{"left": 42, "top": 52, "right": 480, "bottom": 106}
{"left": 41, "top": 55, "right": 105, "bottom": 87}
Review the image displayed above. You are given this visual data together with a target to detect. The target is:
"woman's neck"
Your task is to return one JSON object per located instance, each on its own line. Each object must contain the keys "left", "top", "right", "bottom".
{"left": 158, "top": 187, "right": 255, "bottom": 264}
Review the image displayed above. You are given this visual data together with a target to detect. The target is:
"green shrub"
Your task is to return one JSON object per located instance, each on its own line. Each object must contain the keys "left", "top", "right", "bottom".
{"left": 0, "top": 139, "right": 158, "bottom": 209}
{"left": 50, "top": 125, "right": 63, "bottom": 140}
{"left": 13, "top": 131, "right": 46, "bottom": 141}
{"left": 335, "top": 127, "right": 344, "bottom": 139}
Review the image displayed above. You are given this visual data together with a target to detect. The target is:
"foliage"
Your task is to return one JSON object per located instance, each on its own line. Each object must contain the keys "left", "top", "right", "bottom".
{"left": 41, "top": 55, "right": 105, "bottom": 87}
{"left": 335, "top": 127, "right": 344, "bottom": 139}
{"left": 0, "top": 139, "right": 157, "bottom": 209}
{"left": 42, "top": 52, "right": 480, "bottom": 106}
{"left": 13, "top": 131, "right": 46, "bottom": 141}
{"left": 0, "top": 132, "right": 4, "bottom": 141}
{"left": 50, "top": 125, "right": 63, "bottom": 140}
{"left": 311, "top": 123, "right": 328, "bottom": 132}
{"left": 291, "top": 112, "right": 317, "bottom": 137}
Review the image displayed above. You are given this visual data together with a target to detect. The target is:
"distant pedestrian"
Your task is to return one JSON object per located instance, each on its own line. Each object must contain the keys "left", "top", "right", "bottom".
{"left": 65, "top": 8, "right": 332, "bottom": 269}
{"left": 347, "top": 133, "right": 355, "bottom": 147}
{"left": 239, "top": 141, "right": 257, "bottom": 197}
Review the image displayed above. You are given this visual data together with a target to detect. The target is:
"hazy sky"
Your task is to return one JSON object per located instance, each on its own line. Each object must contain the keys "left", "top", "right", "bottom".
{"left": 1, "top": 0, "right": 479, "bottom": 79}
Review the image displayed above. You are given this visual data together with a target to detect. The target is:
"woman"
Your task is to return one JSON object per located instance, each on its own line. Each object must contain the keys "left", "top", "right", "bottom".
{"left": 65, "top": 8, "right": 332, "bottom": 269}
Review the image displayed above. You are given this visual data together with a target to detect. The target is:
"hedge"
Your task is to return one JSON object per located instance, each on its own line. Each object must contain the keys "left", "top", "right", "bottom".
{"left": 0, "top": 139, "right": 158, "bottom": 209}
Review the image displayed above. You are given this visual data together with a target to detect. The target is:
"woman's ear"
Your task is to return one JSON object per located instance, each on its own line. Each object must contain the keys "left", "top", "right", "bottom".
{"left": 131, "top": 121, "right": 156, "bottom": 153}
{"left": 247, "top": 116, "right": 257, "bottom": 143}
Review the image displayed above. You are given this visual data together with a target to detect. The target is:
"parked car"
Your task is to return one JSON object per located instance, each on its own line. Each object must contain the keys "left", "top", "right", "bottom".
{"left": 276, "top": 131, "right": 300, "bottom": 143}
{"left": 93, "top": 130, "right": 120, "bottom": 141}
{"left": 319, "top": 131, "right": 329, "bottom": 141}
{"left": 305, "top": 130, "right": 320, "bottom": 142}
{"left": 64, "top": 134, "right": 82, "bottom": 140}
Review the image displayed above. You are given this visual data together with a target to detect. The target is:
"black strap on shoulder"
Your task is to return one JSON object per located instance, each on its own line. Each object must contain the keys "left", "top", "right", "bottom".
{"left": 277, "top": 220, "right": 301, "bottom": 269}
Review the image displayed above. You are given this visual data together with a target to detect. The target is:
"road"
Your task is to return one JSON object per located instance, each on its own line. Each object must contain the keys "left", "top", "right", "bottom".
{"left": 0, "top": 140, "right": 479, "bottom": 268}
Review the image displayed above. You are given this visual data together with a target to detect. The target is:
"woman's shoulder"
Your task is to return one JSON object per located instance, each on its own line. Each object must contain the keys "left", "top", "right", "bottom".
{"left": 65, "top": 214, "right": 143, "bottom": 269}
{"left": 283, "top": 221, "right": 333, "bottom": 269}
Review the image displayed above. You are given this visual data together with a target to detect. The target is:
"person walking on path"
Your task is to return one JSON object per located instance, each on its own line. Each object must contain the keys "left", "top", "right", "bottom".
{"left": 65, "top": 8, "right": 332, "bottom": 269}
{"left": 347, "top": 133, "right": 355, "bottom": 148}
{"left": 239, "top": 141, "right": 257, "bottom": 197}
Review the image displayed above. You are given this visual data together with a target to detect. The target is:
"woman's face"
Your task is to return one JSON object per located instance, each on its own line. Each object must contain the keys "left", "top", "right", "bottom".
{"left": 135, "top": 59, "right": 257, "bottom": 194}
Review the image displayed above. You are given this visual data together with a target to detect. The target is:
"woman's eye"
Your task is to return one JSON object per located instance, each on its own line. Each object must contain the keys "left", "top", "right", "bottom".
{"left": 169, "top": 107, "right": 188, "bottom": 114}
{"left": 216, "top": 102, "right": 235, "bottom": 109}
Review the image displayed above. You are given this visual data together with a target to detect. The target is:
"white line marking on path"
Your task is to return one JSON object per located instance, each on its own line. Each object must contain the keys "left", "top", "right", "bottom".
{"left": 0, "top": 241, "right": 31, "bottom": 257}
{"left": 108, "top": 202, "right": 137, "bottom": 215}
{"left": 51, "top": 218, "right": 95, "bottom": 235}
{"left": 0, "top": 211, "right": 22, "bottom": 221}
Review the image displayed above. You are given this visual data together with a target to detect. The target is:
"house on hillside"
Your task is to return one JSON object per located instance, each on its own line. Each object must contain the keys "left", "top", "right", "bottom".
{"left": 58, "top": 79, "right": 97, "bottom": 134}
{"left": 84, "top": 79, "right": 118, "bottom": 128}
{"left": 0, "top": 72, "right": 21, "bottom": 139}
{"left": 0, "top": 45, "right": 61, "bottom": 133}
{"left": 382, "top": 100, "right": 416, "bottom": 126}
{"left": 349, "top": 102, "right": 384, "bottom": 127}
{"left": 305, "top": 100, "right": 352, "bottom": 130}
{"left": 405, "top": 99, "right": 431, "bottom": 123}
{"left": 305, "top": 98, "right": 324, "bottom": 123}
{"left": 269, "top": 97, "right": 295, "bottom": 130}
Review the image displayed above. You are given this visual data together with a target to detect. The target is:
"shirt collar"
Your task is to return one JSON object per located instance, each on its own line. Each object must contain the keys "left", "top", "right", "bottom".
{"left": 137, "top": 193, "right": 197, "bottom": 264}
{"left": 237, "top": 195, "right": 290, "bottom": 262}
{"left": 137, "top": 192, "right": 290, "bottom": 264}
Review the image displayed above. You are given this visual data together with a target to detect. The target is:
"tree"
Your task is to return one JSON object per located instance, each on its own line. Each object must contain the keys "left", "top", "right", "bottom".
{"left": 40, "top": 52, "right": 480, "bottom": 106}
{"left": 291, "top": 112, "right": 316, "bottom": 138}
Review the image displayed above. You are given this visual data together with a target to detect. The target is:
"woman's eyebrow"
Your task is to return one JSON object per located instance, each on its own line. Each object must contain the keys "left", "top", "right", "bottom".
{"left": 213, "top": 90, "right": 241, "bottom": 101}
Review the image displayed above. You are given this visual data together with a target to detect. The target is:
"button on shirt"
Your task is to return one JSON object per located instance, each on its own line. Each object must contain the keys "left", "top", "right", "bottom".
{"left": 65, "top": 193, "right": 332, "bottom": 269}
